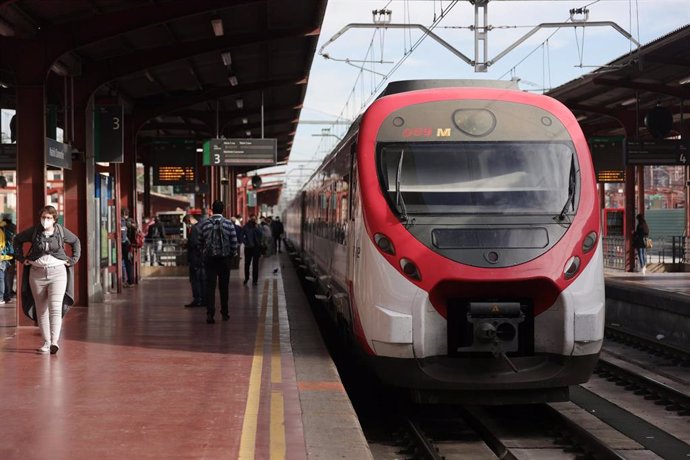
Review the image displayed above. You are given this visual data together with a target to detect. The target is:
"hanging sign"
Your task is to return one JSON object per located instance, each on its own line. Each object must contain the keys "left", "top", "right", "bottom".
{"left": 95, "top": 105, "right": 124, "bottom": 163}
{"left": 203, "top": 138, "right": 277, "bottom": 166}
{"left": 45, "top": 137, "right": 72, "bottom": 170}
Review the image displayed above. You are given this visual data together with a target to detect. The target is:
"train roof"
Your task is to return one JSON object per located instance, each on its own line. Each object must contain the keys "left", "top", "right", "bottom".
{"left": 378, "top": 79, "right": 520, "bottom": 98}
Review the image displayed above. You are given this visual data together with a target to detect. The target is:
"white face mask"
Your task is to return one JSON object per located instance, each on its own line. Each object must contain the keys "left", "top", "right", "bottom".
{"left": 41, "top": 218, "right": 54, "bottom": 229}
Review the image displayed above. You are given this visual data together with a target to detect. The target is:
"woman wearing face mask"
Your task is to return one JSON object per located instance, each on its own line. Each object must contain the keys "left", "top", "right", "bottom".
{"left": 14, "top": 206, "right": 81, "bottom": 354}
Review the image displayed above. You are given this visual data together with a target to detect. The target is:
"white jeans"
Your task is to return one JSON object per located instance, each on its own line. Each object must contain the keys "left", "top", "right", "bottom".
{"left": 29, "top": 265, "right": 67, "bottom": 345}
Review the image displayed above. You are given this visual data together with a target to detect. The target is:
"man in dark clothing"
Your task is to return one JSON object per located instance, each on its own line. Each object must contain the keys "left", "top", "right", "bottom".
{"left": 2, "top": 215, "right": 16, "bottom": 301}
{"left": 197, "top": 201, "right": 238, "bottom": 324}
{"left": 242, "top": 215, "right": 263, "bottom": 286}
{"left": 145, "top": 217, "right": 166, "bottom": 266}
{"left": 184, "top": 215, "right": 206, "bottom": 308}
{"left": 120, "top": 208, "right": 134, "bottom": 286}
{"left": 271, "top": 216, "right": 285, "bottom": 254}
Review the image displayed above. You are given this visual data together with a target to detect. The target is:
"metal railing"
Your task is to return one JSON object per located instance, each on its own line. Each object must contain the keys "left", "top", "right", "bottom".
{"left": 141, "top": 239, "right": 188, "bottom": 266}
{"left": 602, "top": 236, "right": 625, "bottom": 270}
{"left": 603, "top": 235, "right": 689, "bottom": 270}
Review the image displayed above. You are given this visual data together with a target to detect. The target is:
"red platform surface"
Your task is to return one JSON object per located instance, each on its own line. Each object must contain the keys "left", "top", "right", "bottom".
{"left": 0, "top": 273, "right": 307, "bottom": 459}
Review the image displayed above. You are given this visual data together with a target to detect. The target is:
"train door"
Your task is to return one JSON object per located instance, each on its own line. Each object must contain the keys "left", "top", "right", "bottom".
{"left": 299, "top": 191, "right": 306, "bottom": 250}
{"left": 348, "top": 145, "right": 361, "bottom": 285}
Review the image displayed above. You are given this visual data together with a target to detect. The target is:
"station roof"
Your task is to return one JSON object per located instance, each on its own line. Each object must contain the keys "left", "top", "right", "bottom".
{"left": 0, "top": 0, "right": 328, "bottom": 164}
{"left": 547, "top": 25, "right": 690, "bottom": 138}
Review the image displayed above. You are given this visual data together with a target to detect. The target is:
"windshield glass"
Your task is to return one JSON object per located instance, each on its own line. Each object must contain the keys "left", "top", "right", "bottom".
{"left": 378, "top": 142, "right": 577, "bottom": 215}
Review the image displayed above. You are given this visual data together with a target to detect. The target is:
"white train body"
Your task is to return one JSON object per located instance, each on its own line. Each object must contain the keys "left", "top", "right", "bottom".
{"left": 286, "top": 81, "right": 604, "bottom": 403}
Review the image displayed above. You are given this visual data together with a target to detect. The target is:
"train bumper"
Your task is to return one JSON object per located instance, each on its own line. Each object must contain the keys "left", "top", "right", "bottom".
{"left": 362, "top": 353, "right": 599, "bottom": 404}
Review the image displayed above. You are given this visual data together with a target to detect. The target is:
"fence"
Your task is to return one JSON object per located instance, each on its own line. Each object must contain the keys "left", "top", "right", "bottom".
{"left": 603, "top": 235, "right": 689, "bottom": 270}
{"left": 141, "top": 239, "right": 188, "bottom": 267}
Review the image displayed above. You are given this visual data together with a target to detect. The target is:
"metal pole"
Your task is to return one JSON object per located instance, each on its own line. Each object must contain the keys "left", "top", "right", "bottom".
{"left": 261, "top": 91, "right": 265, "bottom": 139}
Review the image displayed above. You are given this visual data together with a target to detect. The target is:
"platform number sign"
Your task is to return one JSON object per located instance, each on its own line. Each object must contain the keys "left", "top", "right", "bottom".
{"left": 95, "top": 105, "right": 124, "bottom": 163}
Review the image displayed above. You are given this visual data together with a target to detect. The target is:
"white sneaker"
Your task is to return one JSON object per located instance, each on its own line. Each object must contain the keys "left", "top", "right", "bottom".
{"left": 0, "top": 300, "right": 5, "bottom": 305}
{"left": 37, "top": 342, "right": 50, "bottom": 353}
{"left": 642, "top": 266, "right": 646, "bottom": 275}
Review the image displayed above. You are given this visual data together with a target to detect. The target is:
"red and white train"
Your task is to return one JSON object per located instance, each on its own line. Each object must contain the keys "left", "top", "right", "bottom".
{"left": 285, "top": 80, "right": 604, "bottom": 404}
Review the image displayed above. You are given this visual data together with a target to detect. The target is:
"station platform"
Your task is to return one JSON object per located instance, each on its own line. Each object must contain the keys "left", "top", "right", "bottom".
{"left": 604, "top": 269, "right": 690, "bottom": 351}
{"left": 0, "top": 254, "right": 372, "bottom": 460}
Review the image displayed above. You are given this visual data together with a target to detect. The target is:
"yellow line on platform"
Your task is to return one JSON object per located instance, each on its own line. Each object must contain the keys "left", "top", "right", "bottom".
{"left": 238, "top": 280, "right": 269, "bottom": 460}
{"left": 270, "top": 390, "right": 286, "bottom": 460}
{"left": 271, "top": 279, "right": 282, "bottom": 384}
{"left": 270, "top": 279, "right": 286, "bottom": 459}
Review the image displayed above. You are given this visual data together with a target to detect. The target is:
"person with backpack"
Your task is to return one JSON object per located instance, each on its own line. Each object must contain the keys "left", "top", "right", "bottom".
{"left": 13, "top": 205, "right": 81, "bottom": 355}
{"left": 0, "top": 218, "right": 14, "bottom": 304}
{"left": 197, "top": 200, "right": 237, "bottom": 324}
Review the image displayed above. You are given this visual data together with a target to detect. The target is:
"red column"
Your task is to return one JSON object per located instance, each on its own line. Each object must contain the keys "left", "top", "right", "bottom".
{"left": 63, "top": 161, "right": 88, "bottom": 305}
{"left": 16, "top": 84, "right": 47, "bottom": 326}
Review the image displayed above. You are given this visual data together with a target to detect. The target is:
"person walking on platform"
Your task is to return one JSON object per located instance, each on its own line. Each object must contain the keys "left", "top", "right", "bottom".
{"left": 260, "top": 218, "right": 273, "bottom": 256}
{"left": 271, "top": 216, "right": 284, "bottom": 254}
{"left": 14, "top": 205, "right": 81, "bottom": 354}
{"left": 633, "top": 213, "right": 650, "bottom": 275}
{"left": 242, "top": 215, "right": 263, "bottom": 286}
{"left": 0, "top": 219, "right": 14, "bottom": 304}
{"left": 197, "top": 200, "right": 237, "bottom": 324}
{"left": 145, "top": 217, "right": 166, "bottom": 266}
{"left": 120, "top": 208, "right": 134, "bottom": 286}
{"left": 1, "top": 215, "right": 16, "bottom": 301}
{"left": 184, "top": 215, "right": 206, "bottom": 308}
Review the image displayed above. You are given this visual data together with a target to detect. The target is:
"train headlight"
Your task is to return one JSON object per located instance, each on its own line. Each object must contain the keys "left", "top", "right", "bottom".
{"left": 400, "top": 258, "right": 421, "bottom": 281}
{"left": 563, "top": 256, "right": 581, "bottom": 280}
{"left": 582, "top": 231, "right": 598, "bottom": 253}
{"left": 374, "top": 233, "right": 395, "bottom": 255}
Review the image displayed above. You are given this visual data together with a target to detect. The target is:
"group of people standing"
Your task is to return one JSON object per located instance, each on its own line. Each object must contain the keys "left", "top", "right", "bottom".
{"left": 181, "top": 202, "right": 285, "bottom": 324}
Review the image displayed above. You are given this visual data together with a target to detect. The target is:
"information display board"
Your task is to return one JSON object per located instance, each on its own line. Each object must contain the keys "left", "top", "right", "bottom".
{"left": 153, "top": 166, "right": 196, "bottom": 186}
{"left": 589, "top": 136, "right": 625, "bottom": 183}
{"left": 203, "top": 138, "right": 277, "bottom": 166}
{"left": 627, "top": 140, "right": 689, "bottom": 165}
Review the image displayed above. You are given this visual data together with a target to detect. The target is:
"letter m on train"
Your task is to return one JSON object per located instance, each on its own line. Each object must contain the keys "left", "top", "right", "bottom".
{"left": 437, "top": 128, "right": 451, "bottom": 137}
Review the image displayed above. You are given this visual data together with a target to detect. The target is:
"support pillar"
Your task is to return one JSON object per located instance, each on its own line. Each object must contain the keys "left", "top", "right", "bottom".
{"left": 64, "top": 161, "right": 88, "bottom": 305}
{"left": 15, "top": 84, "right": 47, "bottom": 326}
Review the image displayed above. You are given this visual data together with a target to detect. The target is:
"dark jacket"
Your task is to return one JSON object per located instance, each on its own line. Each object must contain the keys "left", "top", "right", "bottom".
{"left": 633, "top": 221, "right": 650, "bottom": 249}
{"left": 187, "top": 223, "right": 204, "bottom": 268}
{"left": 270, "top": 219, "right": 284, "bottom": 238}
{"left": 243, "top": 223, "right": 264, "bottom": 249}
{"left": 14, "top": 224, "right": 81, "bottom": 320}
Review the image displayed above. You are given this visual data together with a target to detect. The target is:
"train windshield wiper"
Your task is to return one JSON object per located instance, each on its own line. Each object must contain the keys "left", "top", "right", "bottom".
{"left": 557, "top": 155, "right": 576, "bottom": 222}
{"left": 395, "top": 149, "right": 409, "bottom": 222}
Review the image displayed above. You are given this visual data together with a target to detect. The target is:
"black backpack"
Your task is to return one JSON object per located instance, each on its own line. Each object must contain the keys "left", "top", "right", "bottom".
{"left": 205, "top": 218, "right": 233, "bottom": 258}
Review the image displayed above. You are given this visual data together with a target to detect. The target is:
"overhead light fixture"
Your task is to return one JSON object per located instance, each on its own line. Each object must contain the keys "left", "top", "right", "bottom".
{"left": 221, "top": 51, "right": 232, "bottom": 66}
{"left": 196, "top": 148, "right": 203, "bottom": 153}
{"left": 245, "top": 130, "right": 252, "bottom": 137}
{"left": 242, "top": 117, "right": 248, "bottom": 124}
{"left": 0, "top": 18, "right": 14, "bottom": 36}
{"left": 211, "top": 18, "right": 224, "bottom": 37}
{"left": 235, "top": 98, "right": 244, "bottom": 109}
{"left": 620, "top": 97, "right": 638, "bottom": 107}
{"left": 679, "top": 75, "right": 690, "bottom": 85}
{"left": 51, "top": 61, "right": 68, "bottom": 76}
{"left": 228, "top": 74, "right": 238, "bottom": 87}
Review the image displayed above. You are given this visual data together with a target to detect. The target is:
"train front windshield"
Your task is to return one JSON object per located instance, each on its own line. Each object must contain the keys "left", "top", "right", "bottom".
{"left": 379, "top": 142, "right": 577, "bottom": 215}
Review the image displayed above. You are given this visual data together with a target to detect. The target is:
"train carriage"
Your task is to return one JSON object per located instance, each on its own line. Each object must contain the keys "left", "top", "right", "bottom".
{"left": 286, "top": 80, "right": 604, "bottom": 404}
